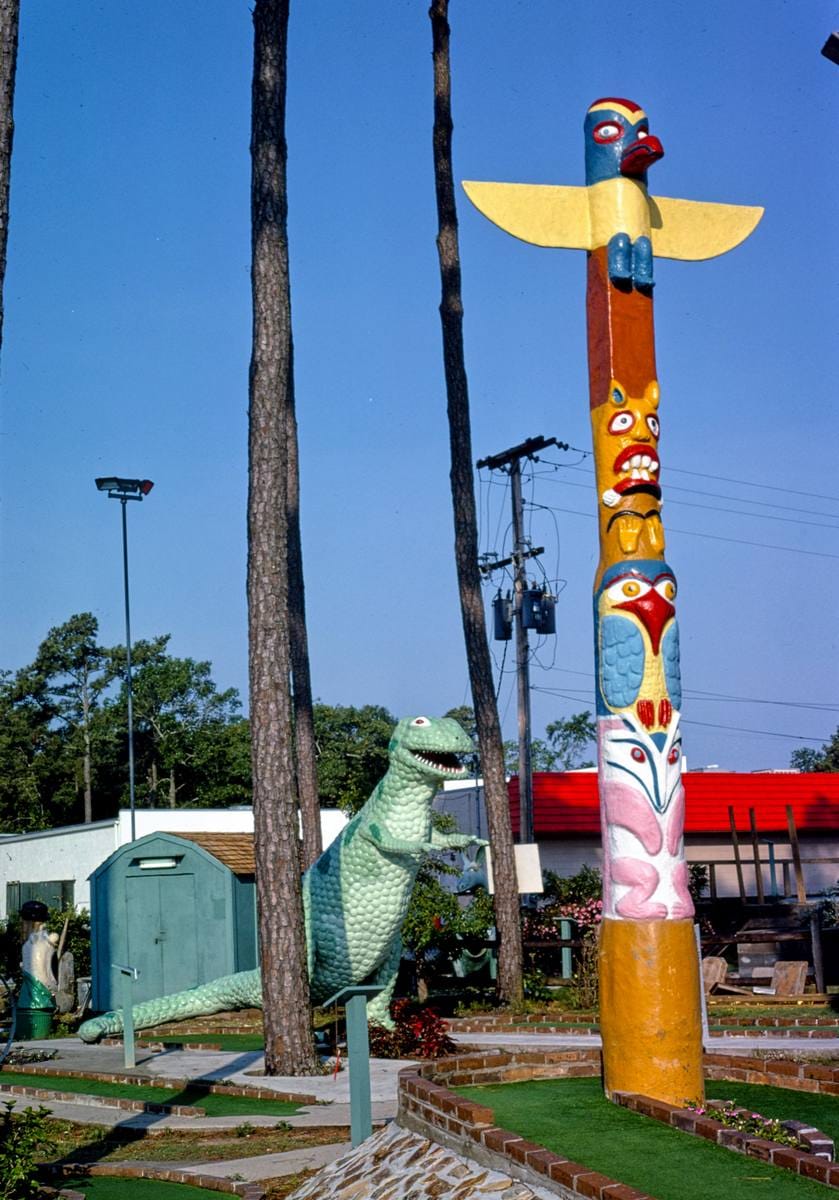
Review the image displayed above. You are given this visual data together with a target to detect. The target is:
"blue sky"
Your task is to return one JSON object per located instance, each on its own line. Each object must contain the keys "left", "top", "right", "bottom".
{"left": 1, "top": 1, "right": 837, "bottom": 771}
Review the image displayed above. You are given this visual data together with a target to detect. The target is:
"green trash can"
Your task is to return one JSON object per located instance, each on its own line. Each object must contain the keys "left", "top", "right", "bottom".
{"left": 15, "top": 1008, "right": 53, "bottom": 1039}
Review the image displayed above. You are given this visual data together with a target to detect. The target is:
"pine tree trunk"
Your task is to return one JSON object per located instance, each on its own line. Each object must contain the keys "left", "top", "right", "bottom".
{"left": 429, "top": 0, "right": 523, "bottom": 1006}
{"left": 248, "top": 0, "right": 319, "bottom": 1075}
{"left": 0, "top": 0, "right": 19, "bottom": 357}
{"left": 82, "top": 681, "right": 93, "bottom": 823}
{"left": 287, "top": 392, "right": 322, "bottom": 867}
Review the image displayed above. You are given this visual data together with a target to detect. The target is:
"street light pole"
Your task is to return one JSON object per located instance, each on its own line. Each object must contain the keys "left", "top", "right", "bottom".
{"left": 120, "top": 496, "right": 137, "bottom": 843}
{"left": 95, "top": 477, "right": 153, "bottom": 843}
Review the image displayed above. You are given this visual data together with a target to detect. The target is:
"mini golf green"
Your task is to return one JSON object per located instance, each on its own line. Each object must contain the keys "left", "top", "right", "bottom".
{"left": 455, "top": 1077, "right": 832, "bottom": 1199}
{"left": 155, "top": 1033, "right": 265, "bottom": 1052}
{"left": 60, "top": 1178, "right": 229, "bottom": 1200}
{"left": 0, "top": 1072, "right": 301, "bottom": 1117}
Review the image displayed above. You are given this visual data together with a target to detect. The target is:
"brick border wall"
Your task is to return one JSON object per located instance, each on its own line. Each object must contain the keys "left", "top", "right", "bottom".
{"left": 612, "top": 1093, "right": 839, "bottom": 1188}
{"left": 0, "top": 1063, "right": 318, "bottom": 1104}
{"left": 0, "top": 1081, "right": 204, "bottom": 1116}
{"left": 398, "top": 1050, "right": 651, "bottom": 1199}
{"left": 447, "top": 1013, "right": 839, "bottom": 1036}
{"left": 705, "top": 1052, "right": 839, "bottom": 1095}
{"left": 43, "top": 1163, "right": 264, "bottom": 1200}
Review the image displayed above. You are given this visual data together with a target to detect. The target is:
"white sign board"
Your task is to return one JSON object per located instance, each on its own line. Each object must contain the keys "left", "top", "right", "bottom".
{"left": 485, "top": 843, "right": 543, "bottom": 895}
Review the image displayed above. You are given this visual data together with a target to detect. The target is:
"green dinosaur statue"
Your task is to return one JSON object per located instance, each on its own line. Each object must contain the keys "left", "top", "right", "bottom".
{"left": 78, "top": 715, "right": 486, "bottom": 1041}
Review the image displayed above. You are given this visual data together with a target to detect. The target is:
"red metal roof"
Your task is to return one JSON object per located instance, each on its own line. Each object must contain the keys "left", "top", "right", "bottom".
{"left": 508, "top": 772, "right": 839, "bottom": 837}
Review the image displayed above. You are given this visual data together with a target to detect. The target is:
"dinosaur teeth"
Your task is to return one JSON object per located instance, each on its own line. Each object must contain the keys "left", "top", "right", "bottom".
{"left": 411, "top": 750, "right": 465, "bottom": 774}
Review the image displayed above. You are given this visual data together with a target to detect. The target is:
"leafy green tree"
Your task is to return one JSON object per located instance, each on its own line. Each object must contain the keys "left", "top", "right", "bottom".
{"left": 791, "top": 727, "right": 839, "bottom": 773}
{"left": 545, "top": 711, "right": 596, "bottom": 770}
{"left": 504, "top": 711, "right": 597, "bottom": 773}
{"left": 30, "top": 613, "right": 112, "bottom": 823}
{"left": 0, "top": 671, "right": 52, "bottom": 832}
{"left": 101, "top": 636, "right": 248, "bottom": 809}
{"left": 313, "top": 703, "right": 396, "bottom": 813}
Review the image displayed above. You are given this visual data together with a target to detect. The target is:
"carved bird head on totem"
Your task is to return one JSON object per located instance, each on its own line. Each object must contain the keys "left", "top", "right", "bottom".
{"left": 584, "top": 98, "right": 664, "bottom": 186}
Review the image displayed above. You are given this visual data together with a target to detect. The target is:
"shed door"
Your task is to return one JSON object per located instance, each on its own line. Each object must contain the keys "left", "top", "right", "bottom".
{"left": 126, "top": 874, "right": 199, "bottom": 1002}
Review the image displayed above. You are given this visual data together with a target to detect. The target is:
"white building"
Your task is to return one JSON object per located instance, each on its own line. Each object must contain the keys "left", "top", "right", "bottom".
{"left": 0, "top": 807, "right": 348, "bottom": 921}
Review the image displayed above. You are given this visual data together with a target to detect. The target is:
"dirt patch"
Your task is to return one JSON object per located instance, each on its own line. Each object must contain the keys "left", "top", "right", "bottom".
{"left": 45, "top": 1120, "right": 350, "bottom": 1165}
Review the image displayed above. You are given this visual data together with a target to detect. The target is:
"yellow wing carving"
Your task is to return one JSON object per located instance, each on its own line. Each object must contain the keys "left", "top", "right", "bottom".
{"left": 462, "top": 181, "right": 591, "bottom": 250}
{"left": 649, "top": 195, "right": 764, "bottom": 261}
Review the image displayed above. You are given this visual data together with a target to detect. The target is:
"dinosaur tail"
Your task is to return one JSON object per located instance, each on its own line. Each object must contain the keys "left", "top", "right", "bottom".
{"left": 77, "top": 969, "right": 263, "bottom": 1043}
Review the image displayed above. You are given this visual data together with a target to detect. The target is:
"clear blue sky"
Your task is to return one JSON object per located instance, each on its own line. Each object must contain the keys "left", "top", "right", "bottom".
{"left": 1, "top": 2, "right": 837, "bottom": 771}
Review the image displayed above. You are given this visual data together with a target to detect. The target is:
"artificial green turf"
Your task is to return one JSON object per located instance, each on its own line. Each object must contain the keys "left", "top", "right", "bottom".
{"left": 157, "top": 1033, "right": 264, "bottom": 1052}
{"left": 62, "top": 1178, "right": 224, "bottom": 1200}
{"left": 0, "top": 1071, "right": 300, "bottom": 1117}
{"left": 711, "top": 1080, "right": 839, "bottom": 1145}
{"left": 455, "top": 1077, "right": 831, "bottom": 1199}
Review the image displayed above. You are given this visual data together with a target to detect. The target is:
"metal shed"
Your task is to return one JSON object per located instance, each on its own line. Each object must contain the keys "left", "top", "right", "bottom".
{"left": 89, "top": 831, "right": 258, "bottom": 1012}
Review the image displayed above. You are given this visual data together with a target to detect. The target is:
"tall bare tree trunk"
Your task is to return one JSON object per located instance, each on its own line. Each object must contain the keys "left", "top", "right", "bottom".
{"left": 0, "top": 0, "right": 20, "bottom": 357}
{"left": 287, "top": 389, "right": 322, "bottom": 867}
{"left": 249, "top": 0, "right": 319, "bottom": 1075}
{"left": 429, "top": 0, "right": 523, "bottom": 1006}
{"left": 82, "top": 682, "right": 93, "bottom": 823}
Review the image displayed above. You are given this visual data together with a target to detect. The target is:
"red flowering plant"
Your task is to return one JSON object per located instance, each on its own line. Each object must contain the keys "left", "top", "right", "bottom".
{"left": 368, "top": 999, "right": 455, "bottom": 1059}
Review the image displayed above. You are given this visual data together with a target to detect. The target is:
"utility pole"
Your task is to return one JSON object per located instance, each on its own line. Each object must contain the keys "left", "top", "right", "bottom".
{"left": 477, "top": 435, "right": 566, "bottom": 844}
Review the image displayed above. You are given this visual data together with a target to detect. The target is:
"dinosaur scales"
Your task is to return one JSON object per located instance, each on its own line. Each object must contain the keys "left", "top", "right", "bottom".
{"left": 79, "top": 715, "right": 485, "bottom": 1042}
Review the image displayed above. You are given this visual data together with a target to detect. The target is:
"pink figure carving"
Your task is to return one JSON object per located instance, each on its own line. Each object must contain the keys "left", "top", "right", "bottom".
{"left": 603, "top": 782, "right": 663, "bottom": 855}
{"left": 611, "top": 858, "right": 667, "bottom": 919}
{"left": 598, "top": 715, "right": 693, "bottom": 921}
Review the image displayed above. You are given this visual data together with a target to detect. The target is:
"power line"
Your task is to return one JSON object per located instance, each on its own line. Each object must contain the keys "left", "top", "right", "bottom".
{"left": 538, "top": 450, "right": 839, "bottom": 505}
{"left": 530, "top": 475, "right": 839, "bottom": 532}
{"left": 536, "top": 665, "right": 839, "bottom": 712}
{"left": 535, "top": 502, "right": 839, "bottom": 560}
{"left": 529, "top": 685, "right": 831, "bottom": 744}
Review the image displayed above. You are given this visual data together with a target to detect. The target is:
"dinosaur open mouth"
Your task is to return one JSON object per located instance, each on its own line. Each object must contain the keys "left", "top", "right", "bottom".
{"left": 410, "top": 749, "right": 466, "bottom": 775}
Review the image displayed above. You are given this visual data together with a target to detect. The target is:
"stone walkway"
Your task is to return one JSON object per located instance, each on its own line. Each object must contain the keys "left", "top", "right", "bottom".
{"left": 286, "top": 1123, "right": 549, "bottom": 1200}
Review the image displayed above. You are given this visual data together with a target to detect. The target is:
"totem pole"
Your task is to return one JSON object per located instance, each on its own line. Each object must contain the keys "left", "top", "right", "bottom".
{"left": 464, "top": 98, "right": 762, "bottom": 1105}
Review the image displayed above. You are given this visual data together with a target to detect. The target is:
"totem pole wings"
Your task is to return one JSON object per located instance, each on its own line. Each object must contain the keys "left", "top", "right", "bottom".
{"left": 464, "top": 98, "right": 763, "bottom": 273}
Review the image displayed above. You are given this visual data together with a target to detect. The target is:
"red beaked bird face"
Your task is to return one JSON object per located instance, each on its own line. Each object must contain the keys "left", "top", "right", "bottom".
{"left": 584, "top": 98, "right": 664, "bottom": 185}
{"left": 620, "top": 128, "right": 664, "bottom": 178}
{"left": 605, "top": 570, "right": 677, "bottom": 656}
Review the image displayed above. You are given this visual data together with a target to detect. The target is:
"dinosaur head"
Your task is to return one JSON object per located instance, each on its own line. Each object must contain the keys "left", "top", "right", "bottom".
{"left": 389, "top": 715, "right": 473, "bottom": 781}
{"left": 584, "top": 98, "right": 664, "bottom": 186}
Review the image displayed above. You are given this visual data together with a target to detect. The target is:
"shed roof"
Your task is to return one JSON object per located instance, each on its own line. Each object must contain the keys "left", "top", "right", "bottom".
{"left": 508, "top": 772, "right": 839, "bottom": 837}
{"left": 169, "top": 831, "right": 255, "bottom": 874}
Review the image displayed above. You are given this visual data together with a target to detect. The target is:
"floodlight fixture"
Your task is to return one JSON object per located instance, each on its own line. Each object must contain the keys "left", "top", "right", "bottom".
{"left": 95, "top": 477, "right": 154, "bottom": 500}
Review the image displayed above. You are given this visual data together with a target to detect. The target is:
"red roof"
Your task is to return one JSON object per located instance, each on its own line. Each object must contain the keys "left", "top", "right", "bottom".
{"left": 508, "top": 772, "right": 839, "bottom": 837}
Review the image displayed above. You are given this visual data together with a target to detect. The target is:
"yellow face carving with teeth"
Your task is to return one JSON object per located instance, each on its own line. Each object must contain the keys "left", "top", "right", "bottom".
{"left": 592, "top": 379, "right": 665, "bottom": 570}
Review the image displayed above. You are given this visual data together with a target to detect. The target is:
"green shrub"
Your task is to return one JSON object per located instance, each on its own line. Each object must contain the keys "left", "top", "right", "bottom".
{"left": 542, "top": 865, "right": 602, "bottom": 907}
{"left": 0, "top": 1102, "right": 56, "bottom": 1200}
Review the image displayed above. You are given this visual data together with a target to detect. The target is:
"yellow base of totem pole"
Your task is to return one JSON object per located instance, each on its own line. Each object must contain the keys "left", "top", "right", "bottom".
{"left": 599, "top": 916, "right": 704, "bottom": 1105}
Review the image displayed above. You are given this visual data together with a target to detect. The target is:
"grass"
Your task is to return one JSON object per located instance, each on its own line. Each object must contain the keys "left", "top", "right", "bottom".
{"left": 710, "top": 1080, "right": 839, "bottom": 1145}
{"left": 455, "top": 1077, "right": 833, "bottom": 1199}
{"left": 59, "top": 1179, "right": 236, "bottom": 1200}
{"left": 153, "top": 1034, "right": 265, "bottom": 1052}
{"left": 708, "top": 1005, "right": 837, "bottom": 1020}
{"left": 0, "top": 1072, "right": 301, "bottom": 1117}
{"left": 43, "top": 1119, "right": 349, "bottom": 1164}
